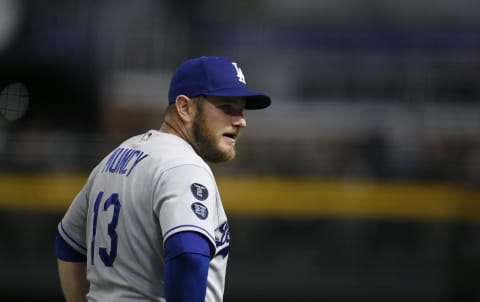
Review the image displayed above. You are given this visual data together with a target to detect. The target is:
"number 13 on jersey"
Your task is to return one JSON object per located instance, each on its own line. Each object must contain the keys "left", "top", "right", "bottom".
{"left": 90, "top": 191, "right": 122, "bottom": 267}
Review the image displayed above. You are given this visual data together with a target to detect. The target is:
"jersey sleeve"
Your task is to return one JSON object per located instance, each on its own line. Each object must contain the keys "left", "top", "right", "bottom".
{"left": 153, "top": 164, "right": 218, "bottom": 248}
{"left": 57, "top": 165, "right": 100, "bottom": 256}
{"left": 56, "top": 231, "right": 88, "bottom": 261}
{"left": 57, "top": 185, "right": 89, "bottom": 255}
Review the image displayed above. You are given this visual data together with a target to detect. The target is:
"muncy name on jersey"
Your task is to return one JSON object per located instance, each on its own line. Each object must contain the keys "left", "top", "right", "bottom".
{"left": 102, "top": 147, "right": 149, "bottom": 176}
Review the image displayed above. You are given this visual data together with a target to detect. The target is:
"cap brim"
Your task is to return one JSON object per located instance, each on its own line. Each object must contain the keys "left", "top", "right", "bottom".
{"left": 205, "top": 88, "right": 271, "bottom": 110}
{"left": 244, "top": 95, "right": 271, "bottom": 110}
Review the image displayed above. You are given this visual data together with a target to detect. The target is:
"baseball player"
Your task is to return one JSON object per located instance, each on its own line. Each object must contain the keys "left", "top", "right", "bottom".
{"left": 55, "top": 56, "right": 271, "bottom": 301}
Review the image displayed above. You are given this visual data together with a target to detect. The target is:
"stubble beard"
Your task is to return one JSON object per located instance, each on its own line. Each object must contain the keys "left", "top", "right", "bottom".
{"left": 192, "top": 107, "right": 236, "bottom": 163}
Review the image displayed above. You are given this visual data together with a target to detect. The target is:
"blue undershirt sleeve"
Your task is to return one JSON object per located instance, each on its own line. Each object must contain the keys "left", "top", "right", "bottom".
{"left": 164, "top": 231, "right": 213, "bottom": 302}
{"left": 55, "top": 231, "right": 87, "bottom": 262}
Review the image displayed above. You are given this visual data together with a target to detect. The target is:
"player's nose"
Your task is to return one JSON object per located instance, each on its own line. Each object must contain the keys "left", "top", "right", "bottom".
{"left": 233, "top": 115, "right": 246, "bottom": 129}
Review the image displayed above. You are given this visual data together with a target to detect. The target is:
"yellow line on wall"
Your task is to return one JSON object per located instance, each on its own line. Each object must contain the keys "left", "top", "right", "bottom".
{"left": 0, "top": 173, "right": 86, "bottom": 212}
{"left": 217, "top": 177, "right": 480, "bottom": 221}
{"left": 0, "top": 173, "right": 479, "bottom": 222}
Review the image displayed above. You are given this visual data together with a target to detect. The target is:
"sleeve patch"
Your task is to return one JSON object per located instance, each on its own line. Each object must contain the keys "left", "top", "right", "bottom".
{"left": 190, "top": 183, "right": 209, "bottom": 201}
{"left": 191, "top": 202, "right": 209, "bottom": 220}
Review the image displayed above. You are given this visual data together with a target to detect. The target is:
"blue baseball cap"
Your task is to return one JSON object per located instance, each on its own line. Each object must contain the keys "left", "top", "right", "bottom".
{"left": 168, "top": 56, "right": 271, "bottom": 110}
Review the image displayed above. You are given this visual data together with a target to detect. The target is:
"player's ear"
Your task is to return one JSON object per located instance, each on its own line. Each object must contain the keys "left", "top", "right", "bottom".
{"left": 175, "top": 95, "right": 196, "bottom": 123}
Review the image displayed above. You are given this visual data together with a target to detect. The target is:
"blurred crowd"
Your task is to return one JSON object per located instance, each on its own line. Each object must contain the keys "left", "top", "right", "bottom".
{"left": 0, "top": 0, "right": 479, "bottom": 186}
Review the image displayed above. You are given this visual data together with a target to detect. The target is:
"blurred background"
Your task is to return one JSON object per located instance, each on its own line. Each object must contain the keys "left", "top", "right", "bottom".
{"left": 0, "top": 0, "right": 479, "bottom": 301}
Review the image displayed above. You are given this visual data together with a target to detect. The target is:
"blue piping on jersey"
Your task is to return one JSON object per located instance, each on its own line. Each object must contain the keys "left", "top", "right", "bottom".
{"left": 60, "top": 222, "right": 87, "bottom": 252}
{"left": 164, "top": 224, "right": 215, "bottom": 243}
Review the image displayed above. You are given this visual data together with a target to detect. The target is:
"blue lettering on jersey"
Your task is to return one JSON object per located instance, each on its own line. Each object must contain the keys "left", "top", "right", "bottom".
{"left": 102, "top": 148, "right": 149, "bottom": 176}
{"left": 215, "top": 222, "right": 230, "bottom": 258}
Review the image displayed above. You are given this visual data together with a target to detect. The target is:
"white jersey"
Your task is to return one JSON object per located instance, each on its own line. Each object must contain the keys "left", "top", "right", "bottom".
{"left": 58, "top": 130, "right": 230, "bottom": 301}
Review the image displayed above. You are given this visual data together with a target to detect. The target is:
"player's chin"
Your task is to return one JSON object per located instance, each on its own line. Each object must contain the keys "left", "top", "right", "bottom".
{"left": 200, "top": 142, "right": 236, "bottom": 163}
{"left": 219, "top": 144, "right": 236, "bottom": 161}
{"left": 213, "top": 143, "right": 236, "bottom": 162}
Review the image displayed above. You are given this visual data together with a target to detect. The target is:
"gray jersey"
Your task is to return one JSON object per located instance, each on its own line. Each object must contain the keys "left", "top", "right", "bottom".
{"left": 58, "top": 130, "right": 230, "bottom": 301}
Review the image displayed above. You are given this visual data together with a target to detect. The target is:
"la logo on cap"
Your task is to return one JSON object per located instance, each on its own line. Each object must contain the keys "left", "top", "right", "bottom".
{"left": 232, "top": 62, "right": 246, "bottom": 84}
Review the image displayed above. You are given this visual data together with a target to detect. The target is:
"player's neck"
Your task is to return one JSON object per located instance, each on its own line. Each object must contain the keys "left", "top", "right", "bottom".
{"left": 160, "top": 120, "right": 190, "bottom": 143}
